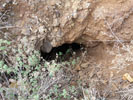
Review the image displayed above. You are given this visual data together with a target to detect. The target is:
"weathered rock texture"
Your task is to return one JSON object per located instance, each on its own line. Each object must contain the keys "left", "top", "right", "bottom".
{"left": 1, "top": 0, "right": 133, "bottom": 50}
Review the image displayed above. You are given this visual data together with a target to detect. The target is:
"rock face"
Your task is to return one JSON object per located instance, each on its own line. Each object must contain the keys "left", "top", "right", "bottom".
{"left": 1, "top": 0, "right": 133, "bottom": 51}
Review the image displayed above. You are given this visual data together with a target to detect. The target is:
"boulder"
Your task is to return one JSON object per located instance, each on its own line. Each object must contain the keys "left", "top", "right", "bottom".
{"left": 1, "top": 0, "right": 133, "bottom": 52}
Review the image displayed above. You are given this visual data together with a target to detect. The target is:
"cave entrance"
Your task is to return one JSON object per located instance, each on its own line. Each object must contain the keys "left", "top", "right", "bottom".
{"left": 40, "top": 43, "right": 84, "bottom": 62}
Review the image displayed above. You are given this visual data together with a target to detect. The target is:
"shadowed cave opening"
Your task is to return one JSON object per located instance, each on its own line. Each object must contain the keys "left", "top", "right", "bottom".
{"left": 40, "top": 43, "right": 84, "bottom": 61}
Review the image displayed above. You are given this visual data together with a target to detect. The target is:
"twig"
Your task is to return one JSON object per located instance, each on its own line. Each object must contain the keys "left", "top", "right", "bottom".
{"left": 0, "top": 92, "right": 5, "bottom": 100}
{"left": 0, "top": 26, "right": 17, "bottom": 29}
{"left": 39, "top": 75, "right": 62, "bottom": 96}
{"left": 0, "top": 93, "right": 5, "bottom": 100}
{"left": 3, "top": 73, "right": 10, "bottom": 86}
{"left": 102, "top": 15, "right": 133, "bottom": 55}
{"left": 104, "top": 18, "right": 124, "bottom": 46}
{"left": 0, "top": 11, "right": 8, "bottom": 21}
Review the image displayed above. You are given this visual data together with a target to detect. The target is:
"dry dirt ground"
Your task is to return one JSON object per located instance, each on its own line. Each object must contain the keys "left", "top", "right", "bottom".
{"left": 0, "top": 0, "right": 133, "bottom": 100}
{"left": 75, "top": 42, "right": 133, "bottom": 100}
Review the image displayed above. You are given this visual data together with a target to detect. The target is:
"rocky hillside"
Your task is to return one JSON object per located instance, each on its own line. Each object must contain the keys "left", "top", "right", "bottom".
{"left": 1, "top": 0, "right": 133, "bottom": 49}
{"left": 0, "top": 0, "right": 133, "bottom": 100}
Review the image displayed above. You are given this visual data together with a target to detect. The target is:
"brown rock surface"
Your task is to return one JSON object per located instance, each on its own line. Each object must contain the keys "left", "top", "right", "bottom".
{"left": 1, "top": 0, "right": 133, "bottom": 48}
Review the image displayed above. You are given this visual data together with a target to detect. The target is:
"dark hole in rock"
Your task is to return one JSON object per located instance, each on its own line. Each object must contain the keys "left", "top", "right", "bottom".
{"left": 40, "top": 43, "right": 84, "bottom": 62}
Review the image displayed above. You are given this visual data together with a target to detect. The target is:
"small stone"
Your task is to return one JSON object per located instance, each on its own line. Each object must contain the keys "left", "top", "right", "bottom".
{"left": 75, "top": 65, "right": 81, "bottom": 71}
{"left": 39, "top": 26, "right": 44, "bottom": 34}
{"left": 72, "top": 10, "right": 78, "bottom": 19}
{"left": 29, "top": 36, "right": 36, "bottom": 41}
{"left": 42, "top": 68, "right": 46, "bottom": 71}
{"left": 85, "top": 3, "right": 91, "bottom": 9}
{"left": 34, "top": 72, "right": 40, "bottom": 77}
{"left": 53, "top": 19, "right": 60, "bottom": 27}
{"left": 9, "top": 79, "right": 16, "bottom": 83}
{"left": 81, "top": 62, "right": 89, "bottom": 68}
{"left": 41, "top": 41, "right": 53, "bottom": 53}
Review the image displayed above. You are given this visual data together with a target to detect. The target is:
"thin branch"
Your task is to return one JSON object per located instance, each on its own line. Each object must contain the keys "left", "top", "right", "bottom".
{"left": 0, "top": 11, "right": 8, "bottom": 21}
{"left": 39, "top": 75, "right": 62, "bottom": 96}
{"left": 0, "top": 92, "right": 5, "bottom": 100}
{"left": 0, "top": 26, "right": 17, "bottom": 29}
{"left": 104, "top": 18, "right": 124, "bottom": 46}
